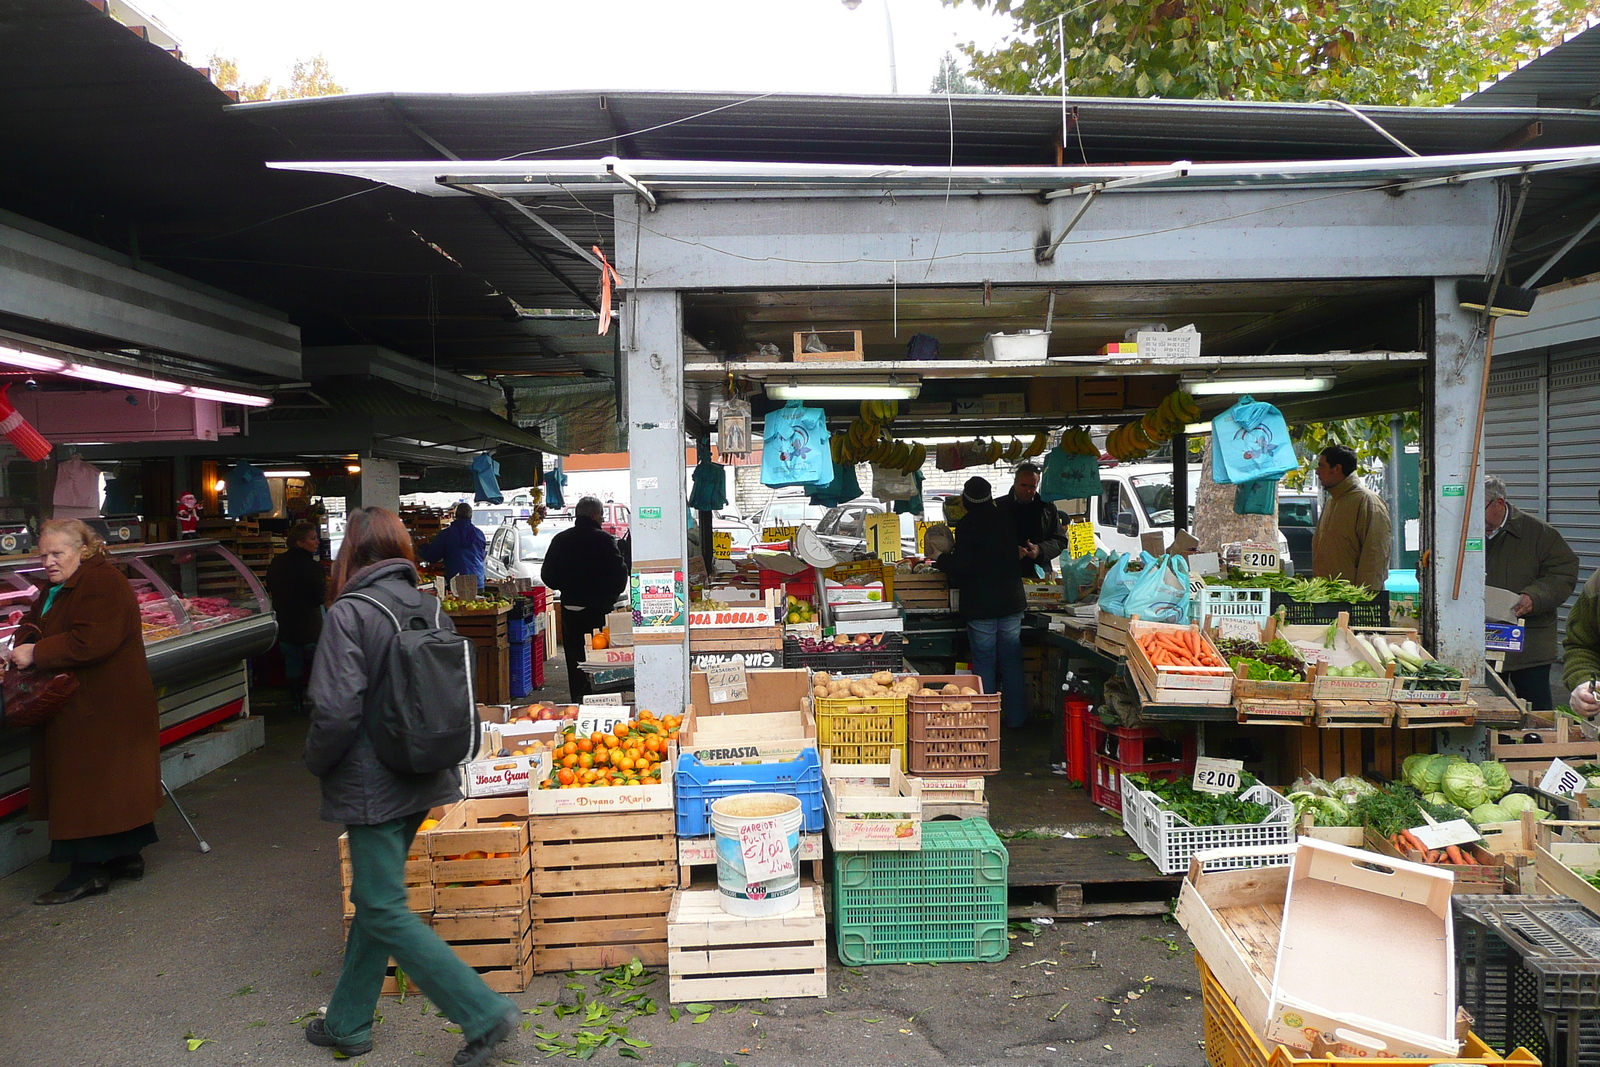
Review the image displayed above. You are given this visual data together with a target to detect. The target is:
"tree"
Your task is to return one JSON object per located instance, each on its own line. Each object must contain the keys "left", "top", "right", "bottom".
{"left": 947, "top": 0, "right": 1594, "bottom": 105}
{"left": 930, "top": 50, "right": 997, "bottom": 94}
{"left": 207, "top": 53, "right": 345, "bottom": 101}
{"left": 1289, "top": 413, "right": 1422, "bottom": 487}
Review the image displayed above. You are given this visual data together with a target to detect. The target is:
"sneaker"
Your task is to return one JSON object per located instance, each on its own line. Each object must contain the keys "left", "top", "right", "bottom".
{"left": 304, "top": 1018, "right": 372, "bottom": 1058}
{"left": 452, "top": 1009, "right": 517, "bottom": 1067}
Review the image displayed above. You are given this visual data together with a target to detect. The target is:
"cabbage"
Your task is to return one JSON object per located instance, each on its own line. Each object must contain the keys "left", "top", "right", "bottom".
{"left": 1401, "top": 753, "right": 1432, "bottom": 788}
{"left": 1470, "top": 803, "right": 1513, "bottom": 826}
{"left": 1499, "top": 793, "right": 1539, "bottom": 816}
{"left": 1441, "top": 763, "right": 1489, "bottom": 810}
{"left": 1329, "top": 776, "right": 1377, "bottom": 801}
{"left": 1478, "top": 762, "right": 1513, "bottom": 801}
{"left": 1424, "top": 792, "right": 1449, "bottom": 807}
{"left": 1412, "top": 754, "right": 1451, "bottom": 794}
{"left": 1308, "top": 796, "right": 1352, "bottom": 827}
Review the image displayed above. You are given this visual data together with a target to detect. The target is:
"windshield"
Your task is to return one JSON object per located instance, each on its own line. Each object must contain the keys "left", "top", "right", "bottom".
{"left": 1279, "top": 498, "right": 1317, "bottom": 527}
{"left": 1128, "top": 473, "right": 1198, "bottom": 529}
{"left": 817, "top": 506, "right": 868, "bottom": 538}
{"left": 520, "top": 521, "right": 572, "bottom": 561}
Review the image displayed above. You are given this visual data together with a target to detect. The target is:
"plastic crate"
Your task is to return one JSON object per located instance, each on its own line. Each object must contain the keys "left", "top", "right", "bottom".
{"left": 1270, "top": 590, "right": 1390, "bottom": 628}
{"left": 509, "top": 639, "right": 533, "bottom": 699}
{"left": 673, "top": 746, "right": 824, "bottom": 837}
{"left": 509, "top": 617, "right": 531, "bottom": 643}
{"left": 1195, "top": 956, "right": 1535, "bottom": 1067}
{"left": 812, "top": 689, "right": 909, "bottom": 765}
{"left": 784, "top": 633, "right": 904, "bottom": 671}
{"left": 1089, "top": 720, "right": 1197, "bottom": 767}
{"left": 909, "top": 737, "right": 1001, "bottom": 775}
{"left": 833, "top": 818, "right": 1008, "bottom": 965}
{"left": 1089, "top": 750, "right": 1191, "bottom": 813}
{"left": 1456, "top": 895, "right": 1600, "bottom": 1067}
{"left": 1120, "top": 777, "right": 1294, "bottom": 875}
{"left": 1197, "top": 585, "right": 1272, "bottom": 626}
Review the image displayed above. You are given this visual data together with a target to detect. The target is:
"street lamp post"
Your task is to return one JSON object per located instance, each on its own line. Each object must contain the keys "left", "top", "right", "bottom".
{"left": 842, "top": 0, "right": 898, "bottom": 94}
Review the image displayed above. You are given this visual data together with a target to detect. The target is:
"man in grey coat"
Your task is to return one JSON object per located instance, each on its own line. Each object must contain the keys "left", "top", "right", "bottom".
{"left": 1485, "top": 475, "right": 1580, "bottom": 710}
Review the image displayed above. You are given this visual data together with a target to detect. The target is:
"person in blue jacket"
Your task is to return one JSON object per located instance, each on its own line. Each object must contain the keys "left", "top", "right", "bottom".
{"left": 420, "top": 503, "right": 486, "bottom": 589}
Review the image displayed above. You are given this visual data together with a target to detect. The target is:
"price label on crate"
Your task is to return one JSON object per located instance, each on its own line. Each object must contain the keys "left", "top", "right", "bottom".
{"left": 1408, "top": 819, "right": 1482, "bottom": 850}
{"left": 867, "top": 512, "right": 901, "bottom": 563}
{"left": 1192, "top": 756, "right": 1245, "bottom": 795}
{"left": 738, "top": 816, "right": 796, "bottom": 881}
{"left": 1068, "top": 520, "right": 1096, "bottom": 559}
{"left": 576, "top": 708, "right": 631, "bottom": 736}
{"left": 704, "top": 659, "right": 749, "bottom": 705}
{"left": 1541, "top": 757, "right": 1586, "bottom": 798}
{"left": 1216, "top": 616, "right": 1263, "bottom": 642}
{"left": 1237, "top": 542, "right": 1279, "bottom": 574}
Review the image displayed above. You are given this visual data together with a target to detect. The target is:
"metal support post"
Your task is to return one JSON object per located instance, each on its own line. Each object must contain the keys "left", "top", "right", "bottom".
{"left": 625, "top": 289, "right": 690, "bottom": 714}
{"left": 1389, "top": 412, "right": 1404, "bottom": 564}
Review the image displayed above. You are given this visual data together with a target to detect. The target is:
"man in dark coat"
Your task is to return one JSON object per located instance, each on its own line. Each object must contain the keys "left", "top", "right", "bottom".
{"left": 541, "top": 497, "right": 628, "bottom": 701}
{"left": 266, "top": 521, "right": 326, "bottom": 710}
{"left": 1484, "top": 475, "right": 1578, "bottom": 710}
{"left": 935, "top": 477, "right": 1029, "bottom": 728}
{"left": 998, "top": 462, "right": 1068, "bottom": 578}
{"left": 421, "top": 502, "right": 486, "bottom": 589}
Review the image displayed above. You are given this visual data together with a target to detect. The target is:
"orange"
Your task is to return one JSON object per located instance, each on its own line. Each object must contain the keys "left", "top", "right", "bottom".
{"left": 578, "top": 753, "right": 594, "bottom": 769}
{"left": 593, "top": 748, "right": 610, "bottom": 765}
{"left": 561, "top": 753, "right": 578, "bottom": 769}
{"left": 639, "top": 709, "right": 655, "bottom": 722}
{"left": 590, "top": 731, "right": 605, "bottom": 744}
{"left": 603, "top": 734, "right": 620, "bottom": 749}
{"left": 557, "top": 768, "right": 575, "bottom": 785}
{"left": 577, "top": 738, "right": 593, "bottom": 753}
{"left": 616, "top": 755, "right": 635, "bottom": 771}
{"left": 539, "top": 779, "right": 554, "bottom": 789}
{"left": 613, "top": 722, "right": 630, "bottom": 739}
{"left": 644, "top": 736, "right": 661, "bottom": 754}
{"left": 562, "top": 741, "right": 578, "bottom": 757}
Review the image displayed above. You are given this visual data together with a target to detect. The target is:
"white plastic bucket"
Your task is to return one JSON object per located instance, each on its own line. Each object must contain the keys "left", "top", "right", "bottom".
{"left": 709, "top": 793, "right": 803, "bottom": 917}
{"left": 983, "top": 329, "right": 1051, "bottom": 361}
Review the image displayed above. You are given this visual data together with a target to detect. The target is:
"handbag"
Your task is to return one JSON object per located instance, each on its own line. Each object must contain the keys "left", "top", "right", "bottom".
{"left": 0, "top": 623, "right": 79, "bottom": 730}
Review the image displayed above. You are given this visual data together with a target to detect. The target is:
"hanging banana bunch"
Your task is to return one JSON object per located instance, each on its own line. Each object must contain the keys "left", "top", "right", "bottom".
{"left": 1105, "top": 390, "right": 1202, "bottom": 461}
{"left": 1058, "top": 427, "right": 1098, "bottom": 456}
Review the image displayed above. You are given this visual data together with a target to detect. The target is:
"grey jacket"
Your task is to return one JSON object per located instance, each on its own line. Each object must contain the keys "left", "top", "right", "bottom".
{"left": 303, "top": 559, "right": 463, "bottom": 826}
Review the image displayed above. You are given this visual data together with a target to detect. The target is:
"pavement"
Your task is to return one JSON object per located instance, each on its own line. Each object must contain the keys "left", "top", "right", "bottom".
{"left": 0, "top": 663, "right": 1209, "bottom": 1067}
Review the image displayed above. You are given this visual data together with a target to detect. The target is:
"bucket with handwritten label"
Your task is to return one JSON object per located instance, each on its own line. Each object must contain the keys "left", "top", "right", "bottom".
{"left": 708, "top": 792, "right": 803, "bottom": 917}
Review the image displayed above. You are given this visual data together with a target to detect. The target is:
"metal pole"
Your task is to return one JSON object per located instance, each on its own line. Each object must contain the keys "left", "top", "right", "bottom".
{"left": 1172, "top": 433, "right": 1189, "bottom": 532}
{"left": 1389, "top": 412, "right": 1404, "bottom": 564}
{"left": 882, "top": 0, "right": 898, "bottom": 94}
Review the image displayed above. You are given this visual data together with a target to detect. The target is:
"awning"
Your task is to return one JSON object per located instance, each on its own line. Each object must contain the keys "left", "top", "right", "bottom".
{"left": 307, "top": 377, "right": 566, "bottom": 455}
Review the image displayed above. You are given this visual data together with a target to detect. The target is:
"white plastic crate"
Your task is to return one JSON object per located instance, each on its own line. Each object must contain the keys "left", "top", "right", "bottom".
{"left": 1195, "top": 586, "right": 1271, "bottom": 626}
{"left": 1119, "top": 778, "right": 1295, "bottom": 875}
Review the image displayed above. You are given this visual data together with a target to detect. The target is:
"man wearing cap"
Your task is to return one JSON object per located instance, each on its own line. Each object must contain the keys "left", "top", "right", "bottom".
{"left": 1483, "top": 474, "right": 1577, "bottom": 711}
{"left": 934, "top": 477, "right": 1029, "bottom": 728}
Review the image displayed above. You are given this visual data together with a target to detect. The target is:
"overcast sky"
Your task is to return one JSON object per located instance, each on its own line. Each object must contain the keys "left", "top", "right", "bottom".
{"left": 136, "top": 0, "right": 1021, "bottom": 97}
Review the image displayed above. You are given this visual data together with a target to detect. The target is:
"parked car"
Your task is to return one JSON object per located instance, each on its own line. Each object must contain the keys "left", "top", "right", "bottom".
{"left": 749, "top": 490, "right": 829, "bottom": 533}
{"left": 484, "top": 517, "right": 573, "bottom": 582}
{"left": 710, "top": 513, "right": 760, "bottom": 560}
{"left": 1094, "top": 463, "right": 1293, "bottom": 571}
{"left": 814, "top": 501, "right": 918, "bottom": 558}
{"left": 1277, "top": 491, "right": 1320, "bottom": 576}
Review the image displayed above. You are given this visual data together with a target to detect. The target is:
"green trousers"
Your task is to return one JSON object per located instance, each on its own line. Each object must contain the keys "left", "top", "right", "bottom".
{"left": 326, "top": 812, "right": 513, "bottom": 1045}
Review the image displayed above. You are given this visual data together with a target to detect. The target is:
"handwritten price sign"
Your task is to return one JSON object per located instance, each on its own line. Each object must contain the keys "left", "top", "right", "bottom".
{"left": 738, "top": 817, "right": 795, "bottom": 881}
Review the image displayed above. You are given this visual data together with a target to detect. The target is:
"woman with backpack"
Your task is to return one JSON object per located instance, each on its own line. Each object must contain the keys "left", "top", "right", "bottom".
{"left": 302, "top": 507, "right": 517, "bottom": 1065}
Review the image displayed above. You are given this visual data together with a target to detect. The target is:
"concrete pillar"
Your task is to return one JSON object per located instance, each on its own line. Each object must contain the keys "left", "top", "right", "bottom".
{"left": 624, "top": 290, "right": 689, "bottom": 714}
{"left": 1424, "top": 278, "right": 1487, "bottom": 681}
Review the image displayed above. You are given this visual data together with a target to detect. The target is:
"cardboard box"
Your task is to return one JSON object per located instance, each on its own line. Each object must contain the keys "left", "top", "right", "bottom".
{"left": 585, "top": 645, "right": 636, "bottom": 666}
{"left": 464, "top": 720, "right": 559, "bottom": 798}
{"left": 689, "top": 667, "right": 811, "bottom": 719}
{"left": 823, "top": 580, "right": 888, "bottom": 605}
{"left": 605, "top": 610, "right": 634, "bottom": 647}
{"left": 1077, "top": 377, "right": 1127, "bottom": 411}
{"left": 1265, "top": 838, "right": 1459, "bottom": 1058}
{"left": 1026, "top": 377, "right": 1077, "bottom": 413}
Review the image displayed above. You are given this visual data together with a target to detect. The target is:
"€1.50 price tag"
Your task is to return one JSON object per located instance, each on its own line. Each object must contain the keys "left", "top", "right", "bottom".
{"left": 738, "top": 817, "right": 795, "bottom": 881}
{"left": 1192, "top": 756, "right": 1245, "bottom": 796}
{"left": 575, "top": 709, "right": 631, "bottom": 737}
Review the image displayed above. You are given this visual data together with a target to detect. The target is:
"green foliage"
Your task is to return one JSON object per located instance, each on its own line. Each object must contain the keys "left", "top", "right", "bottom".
{"left": 931, "top": 51, "right": 998, "bottom": 94}
{"left": 949, "top": 0, "right": 1593, "bottom": 106}
{"left": 1289, "top": 412, "right": 1421, "bottom": 486}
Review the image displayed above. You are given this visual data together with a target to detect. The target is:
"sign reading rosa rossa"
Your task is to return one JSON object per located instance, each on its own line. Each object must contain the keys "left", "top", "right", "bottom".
{"left": 687, "top": 605, "right": 777, "bottom": 628}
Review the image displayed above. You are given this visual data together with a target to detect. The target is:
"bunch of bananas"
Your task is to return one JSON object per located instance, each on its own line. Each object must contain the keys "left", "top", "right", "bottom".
{"left": 829, "top": 398, "right": 925, "bottom": 474}
{"left": 1058, "top": 427, "right": 1098, "bottom": 456}
{"left": 859, "top": 399, "right": 899, "bottom": 424}
{"left": 1106, "top": 390, "right": 1203, "bottom": 462}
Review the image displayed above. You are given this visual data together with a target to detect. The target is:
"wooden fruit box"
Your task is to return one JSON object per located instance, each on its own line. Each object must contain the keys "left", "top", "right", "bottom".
{"left": 1490, "top": 715, "right": 1600, "bottom": 784}
{"left": 689, "top": 624, "right": 785, "bottom": 652}
{"left": 1095, "top": 611, "right": 1132, "bottom": 657}
{"left": 1396, "top": 700, "right": 1476, "bottom": 729}
{"left": 435, "top": 874, "right": 531, "bottom": 913}
{"left": 677, "top": 707, "right": 817, "bottom": 766}
{"left": 1295, "top": 814, "right": 1364, "bottom": 848}
{"left": 341, "top": 856, "right": 432, "bottom": 886}
{"left": 428, "top": 799, "right": 529, "bottom": 860}
{"left": 1211, "top": 617, "right": 1314, "bottom": 702}
{"left": 822, "top": 749, "right": 922, "bottom": 851}
{"left": 1235, "top": 697, "right": 1315, "bottom": 727}
{"left": 528, "top": 744, "right": 676, "bottom": 816}
{"left": 1532, "top": 830, "right": 1600, "bottom": 914}
{"left": 677, "top": 833, "right": 824, "bottom": 890}
{"left": 906, "top": 774, "right": 985, "bottom": 804}
{"left": 344, "top": 883, "right": 433, "bottom": 918}
{"left": 380, "top": 948, "right": 533, "bottom": 996}
{"left": 1314, "top": 699, "right": 1396, "bottom": 728}
{"left": 667, "top": 886, "right": 827, "bottom": 1002}
{"left": 1125, "top": 620, "right": 1234, "bottom": 706}
{"left": 1352, "top": 625, "right": 1470, "bottom": 704}
{"left": 1363, "top": 827, "right": 1506, "bottom": 895}
{"left": 792, "top": 328, "right": 864, "bottom": 362}
{"left": 1280, "top": 617, "right": 1395, "bottom": 701}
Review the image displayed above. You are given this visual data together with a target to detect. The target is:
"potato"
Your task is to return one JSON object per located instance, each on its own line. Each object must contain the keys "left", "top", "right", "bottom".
{"left": 814, "top": 672, "right": 832, "bottom": 686}
{"left": 960, "top": 686, "right": 978, "bottom": 696}
{"left": 949, "top": 701, "right": 971, "bottom": 713}
{"left": 919, "top": 687, "right": 937, "bottom": 696}
{"left": 872, "top": 671, "right": 893, "bottom": 686}
{"left": 849, "top": 681, "right": 870, "bottom": 698}
{"left": 814, "top": 685, "right": 829, "bottom": 698}
{"left": 941, "top": 683, "right": 960, "bottom": 696}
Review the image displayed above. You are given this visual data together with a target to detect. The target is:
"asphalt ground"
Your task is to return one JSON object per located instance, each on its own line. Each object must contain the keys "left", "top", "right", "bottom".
{"left": 0, "top": 663, "right": 1209, "bottom": 1067}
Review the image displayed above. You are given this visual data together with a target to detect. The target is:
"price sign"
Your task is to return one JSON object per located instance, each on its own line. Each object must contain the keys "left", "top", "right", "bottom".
{"left": 1192, "top": 756, "right": 1245, "bottom": 795}
{"left": 576, "top": 708, "right": 631, "bottom": 736}
{"left": 711, "top": 531, "right": 732, "bottom": 560}
{"left": 704, "top": 659, "right": 749, "bottom": 704}
{"left": 1217, "top": 616, "right": 1264, "bottom": 642}
{"left": 1542, "top": 757, "right": 1585, "bottom": 798}
{"left": 867, "top": 512, "right": 901, "bottom": 563}
{"left": 1238, "top": 542, "right": 1279, "bottom": 574}
{"left": 1067, "top": 520, "right": 1096, "bottom": 559}
{"left": 738, "top": 817, "right": 796, "bottom": 881}
{"left": 1408, "top": 819, "right": 1482, "bottom": 850}
{"left": 762, "top": 525, "right": 798, "bottom": 544}
{"left": 581, "top": 694, "right": 624, "bottom": 705}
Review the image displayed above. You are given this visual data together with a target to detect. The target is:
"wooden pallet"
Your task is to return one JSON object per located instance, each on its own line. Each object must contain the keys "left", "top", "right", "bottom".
{"left": 667, "top": 886, "right": 827, "bottom": 1002}
{"left": 1235, "top": 698, "right": 1315, "bottom": 727}
{"left": 921, "top": 798, "right": 990, "bottom": 821}
{"left": 530, "top": 810, "right": 676, "bottom": 972}
{"left": 1396, "top": 701, "right": 1477, "bottom": 729}
{"left": 1005, "top": 836, "right": 1182, "bottom": 920}
{"left": 1314, "top": 699, "right": 1395, "bottom": 728}
{"left": 677, "top": 833, "right": 824, "bottom": 890}
{"left": 1280, "top": 723, "right": 1431, "bottom": 783}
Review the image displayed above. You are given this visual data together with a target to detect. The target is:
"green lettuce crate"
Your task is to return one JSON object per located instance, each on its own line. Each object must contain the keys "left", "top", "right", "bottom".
{"left": 833, "top": 818, "right": 1009, "bottom": 965}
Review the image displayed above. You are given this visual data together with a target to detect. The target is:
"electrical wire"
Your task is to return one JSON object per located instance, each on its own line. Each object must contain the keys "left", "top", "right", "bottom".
{"left": 151, "top": 186, "right": 381, "bottom": 252}
{"left": 921, "top": 89, "right": 956, "bottom": 280}
{"left": 497, "top": 93, "right": 782, "bottom": 162}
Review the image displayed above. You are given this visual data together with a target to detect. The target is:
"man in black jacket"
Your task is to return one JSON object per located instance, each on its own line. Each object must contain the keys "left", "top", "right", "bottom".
{"left": 935, "top": 477, "right": 1029, "bottom": 728}
{"left": 999, "top": 462, "right": 1068, "bottom": 578}
{"left": 541, "top": 497, "right": 629, "bottom": 700}
{"left": 266, "top": 521, "right": 326, "bottom": 711}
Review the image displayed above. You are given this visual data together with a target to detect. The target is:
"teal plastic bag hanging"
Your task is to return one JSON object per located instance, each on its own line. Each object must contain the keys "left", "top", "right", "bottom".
{"left": 1233, "top": 477, "right": 1277, "bottom": 515}
{"left": 1124, "top": 553, "right": 1193, "bottom": 625}
{"left": 893, "top": 471, "right": 925, "bottom": 515}
{"left": 1099, "top": 550, "right": 1155, "bottom": 616}
{"left": 688, "top": 457, "right": 727, "bottom": 511}
{"left": 1040, "top": 447, "right": 1101, "bottom": 500}
{"left": 1212, "top": 396, "right": 1297, "bottom": 485}
{"left": 808, "top": 458, "right": 861, "bottom": 507}
{"left": 761, "top": 401, "right": 834, "bottom": 488}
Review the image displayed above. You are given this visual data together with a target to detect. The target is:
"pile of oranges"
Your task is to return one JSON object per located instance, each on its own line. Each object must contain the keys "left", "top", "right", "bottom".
{"left": 540, "top": 710, "right": 683, "bottom": 789}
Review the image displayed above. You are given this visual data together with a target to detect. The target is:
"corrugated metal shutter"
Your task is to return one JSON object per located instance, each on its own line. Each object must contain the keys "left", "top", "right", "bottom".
{"left": 1548, "top": 351, "right": 1600, "bottom": 624}
{"left": 1485, "top": 352, "right": 1545, "bottom": 517}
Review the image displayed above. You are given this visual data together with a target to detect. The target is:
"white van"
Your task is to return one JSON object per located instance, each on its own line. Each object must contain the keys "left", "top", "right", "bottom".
{"left": 1090, "top": 462, "right": 1292, "bottom": 570}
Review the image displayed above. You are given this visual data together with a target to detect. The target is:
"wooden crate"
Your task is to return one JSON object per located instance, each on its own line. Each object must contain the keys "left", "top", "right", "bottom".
{"left": 666, "top": 886, "right": 827, "bottom": 1002}
{"left": 1490, "top": 715, "right": 1600, "bottom": 785}
{"left": 1076, "top": 377, "right": 1126, "bottom": 412}
{"left": 1235, "top": 698, "right": 1315, "bottom": 727}
{"left": 343, "top": 883, "right": 433, "bottom": 918}
{"left": 1365, "top": 828, "right": 1507, "bottom": 895}
{"left": 1125, "top": 620, "right": 1234, "bottom": 706}
{"left": 428, "top": 904, "right": 535, "bottom": 993}
{"left": 689, "top": 625, "right": 784, "bottom": 652}
{"left": 529, "top": 809, "right": 676, "bottom": 972}
{"left": 1396, "top": 701, "right": 1476, "bottom": 729}
{"left": 792, "top": 329, "right": 864, "bottom": 362}
{"left": 1281, "top": 723, "right": 1431, "bottom": 783}
{"left": 1095, "top": 611, "right": 1132, "bottom": 657}
{"left": 677, "top": 833, "right": 825, "bottom": 890}
{"left": 1314, "top": 699, "right": 1396, "bottom": 728}
{"left": 428, "top": 798, "right": 532, "bottom": 912}
{"left": 893, "top": 572, "right": 949, "bottom": 609}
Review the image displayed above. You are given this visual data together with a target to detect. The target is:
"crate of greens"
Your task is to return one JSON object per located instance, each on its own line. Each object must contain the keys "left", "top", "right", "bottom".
{"left": 1281, "top": 615, "right": 1395, "bottom": 701}
{"left": 1119, "top": 770, "right": 1294, "bottom": 875}
{"left": 1353, "top": 628, "right": 1469, "bottom": 703}
{"left": 1208, "top": 570, "right": 1390, "bottom": 626}
{"left": 1214, "top": 619, "right": 1313, "bottom": 702}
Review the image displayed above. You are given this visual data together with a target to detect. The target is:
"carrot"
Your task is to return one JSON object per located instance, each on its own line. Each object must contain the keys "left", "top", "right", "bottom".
{"left": 1444, "top": 844, "right": 1469, "bottom": 865}
{"left": 1428, "top": 850, "right": 1444, "bottom": 863}
{"left": 1398, "top": 830, "right": 1428, "bottom": 853}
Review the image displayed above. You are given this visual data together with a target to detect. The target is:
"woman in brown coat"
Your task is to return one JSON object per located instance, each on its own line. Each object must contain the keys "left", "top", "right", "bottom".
{"left": 12, "top": 519, "right": 160, "bottom": 904}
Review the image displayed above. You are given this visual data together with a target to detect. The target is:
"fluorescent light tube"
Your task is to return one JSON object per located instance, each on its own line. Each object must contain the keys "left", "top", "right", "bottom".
{"left": 64, "top": 364, "right": 187, "bottom": 394}
{"left": 766, "top": 383, "right": 921, "bottom": 401}
{"left": 1183, "top": 377, "right": 1334, "bottom": 396}
{"left": 181, "top": 385, "right": 273, "bottom": 408}
{"left": 0, "top": 346, "right": 69, "bottom": 373}
{"left": 261, "top": 470, "right": 311, "bottom": 478}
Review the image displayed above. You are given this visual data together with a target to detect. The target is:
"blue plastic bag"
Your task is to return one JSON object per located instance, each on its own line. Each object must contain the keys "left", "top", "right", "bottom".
{"left": 1234, "top": 477, "right": 1276, "bottom": 515}
{"left": 808, "top": 457, "right": 861, "bottom": 508}
{"left": 1099, "top": 550, "right": 1155, "bottom": 617}
{"left": 1040, "top": 447, "right": 1101, "bottom": 501}
{"left": 224, "top": 461, "right": 273, "bottom": 517}
{"left": 688, "top": 457, "right": 727, "bottom": 511}
{"left": 1212, "top": 396, "right": 1297, "bottom": 485}
{"left": 1124, "top": 553, "right": 1193, "bottom": 625}
{"left": 761, "top": 401, "right": 833, "bottom": 488}
{"left": 471, "top": 452, "right": 503, "bottom": 505}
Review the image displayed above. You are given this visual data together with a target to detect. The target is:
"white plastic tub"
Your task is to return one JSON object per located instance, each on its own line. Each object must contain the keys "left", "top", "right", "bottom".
{"left": 710, "top": 793, "right": 803, "bottom": 917}
{"left": 982, "top": 330, "right": 1050, "bottom": 361}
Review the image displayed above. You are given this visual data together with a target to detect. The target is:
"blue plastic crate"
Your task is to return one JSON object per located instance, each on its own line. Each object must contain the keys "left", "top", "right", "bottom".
{"left": 673, "top": 746, "right": 824, "bottom": 837}
{"left": 509, "top": 618, "right": 530, "bottom": 643}
{"left": 833, "top": 818, "right": 1009, "bottom": 965}
{"left": 509, "top": 639, "right": 533, "bottom": 699}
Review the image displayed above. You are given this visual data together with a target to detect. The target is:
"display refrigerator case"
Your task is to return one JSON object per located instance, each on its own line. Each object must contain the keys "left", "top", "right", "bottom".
{"left": 0, "top": 539, "right": 278, "bottom": 818}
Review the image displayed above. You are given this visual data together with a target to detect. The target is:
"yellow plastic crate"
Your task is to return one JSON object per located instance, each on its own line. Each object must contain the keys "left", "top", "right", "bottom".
{"left": 1196, "top": 957, "right": 1538, "bottom": 1067}
{"left": 813, "top": 694, "right": 908, "bottom": 764}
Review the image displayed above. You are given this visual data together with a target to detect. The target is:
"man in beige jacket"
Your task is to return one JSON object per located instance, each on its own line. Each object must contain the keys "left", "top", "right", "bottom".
{"left": 1311, "top": 444, "right": 1392, "bottom": 592}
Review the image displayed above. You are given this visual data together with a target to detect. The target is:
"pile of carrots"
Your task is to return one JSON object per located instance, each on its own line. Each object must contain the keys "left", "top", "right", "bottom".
{"left": 1389, "top": 830, "right": 1481, "bottom": 864}
{"left": 1136, "top": 629, "right": 1226, "bottom": 669}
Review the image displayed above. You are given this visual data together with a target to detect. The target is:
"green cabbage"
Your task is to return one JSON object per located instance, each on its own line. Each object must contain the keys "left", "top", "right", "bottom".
{"left": 1478, "top": 762, "right": 1513, "bottom": 801}
{"left": 1329, "top": 776, "right": 1377, "bottom": 801}
{"left": 1442, "top": 763, "right": 1489, "bottom": 810}
{"left": 1500, "top": 793, "right": 1539, "bottom": 816}
{"left": 1410, "top": 754, "right": 1450, "bottom": 794}
{"left": 1424, "top": 792, "right": 1449, "bottom": 807}
{"left": 1470, "top": 803, "right": 1513, "bottom": 826}
{"left": 1401, "top": 753, "right": 1431, "bottom": 783}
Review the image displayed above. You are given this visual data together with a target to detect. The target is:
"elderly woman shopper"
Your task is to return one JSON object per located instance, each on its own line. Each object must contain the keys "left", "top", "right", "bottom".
{"left": 11, "top": 519, "right": 160, "bottom": 905}
{"left": 303, "top": 507, "right": 516, "bottom": 1066}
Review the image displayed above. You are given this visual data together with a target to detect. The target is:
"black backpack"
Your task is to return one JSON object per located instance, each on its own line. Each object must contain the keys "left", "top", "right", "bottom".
{"left": 342, "top": 584, "right": 478, "bottom": 775}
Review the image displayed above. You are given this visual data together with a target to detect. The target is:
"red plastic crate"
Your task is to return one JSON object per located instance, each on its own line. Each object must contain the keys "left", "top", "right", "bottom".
{"left": 1090, "top": 753, "right": 1192, "bottom": 813}
{"left": 1087, "top": 721, "right": 1196, "bottom": 813}
{"left": 1088, "top": 720, "right": 1196, "bottom": 768}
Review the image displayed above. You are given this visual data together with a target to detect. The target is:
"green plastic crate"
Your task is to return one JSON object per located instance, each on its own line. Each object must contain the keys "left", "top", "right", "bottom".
{"left": 833, "top": 818, "right": 1009, "bottom": 965}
